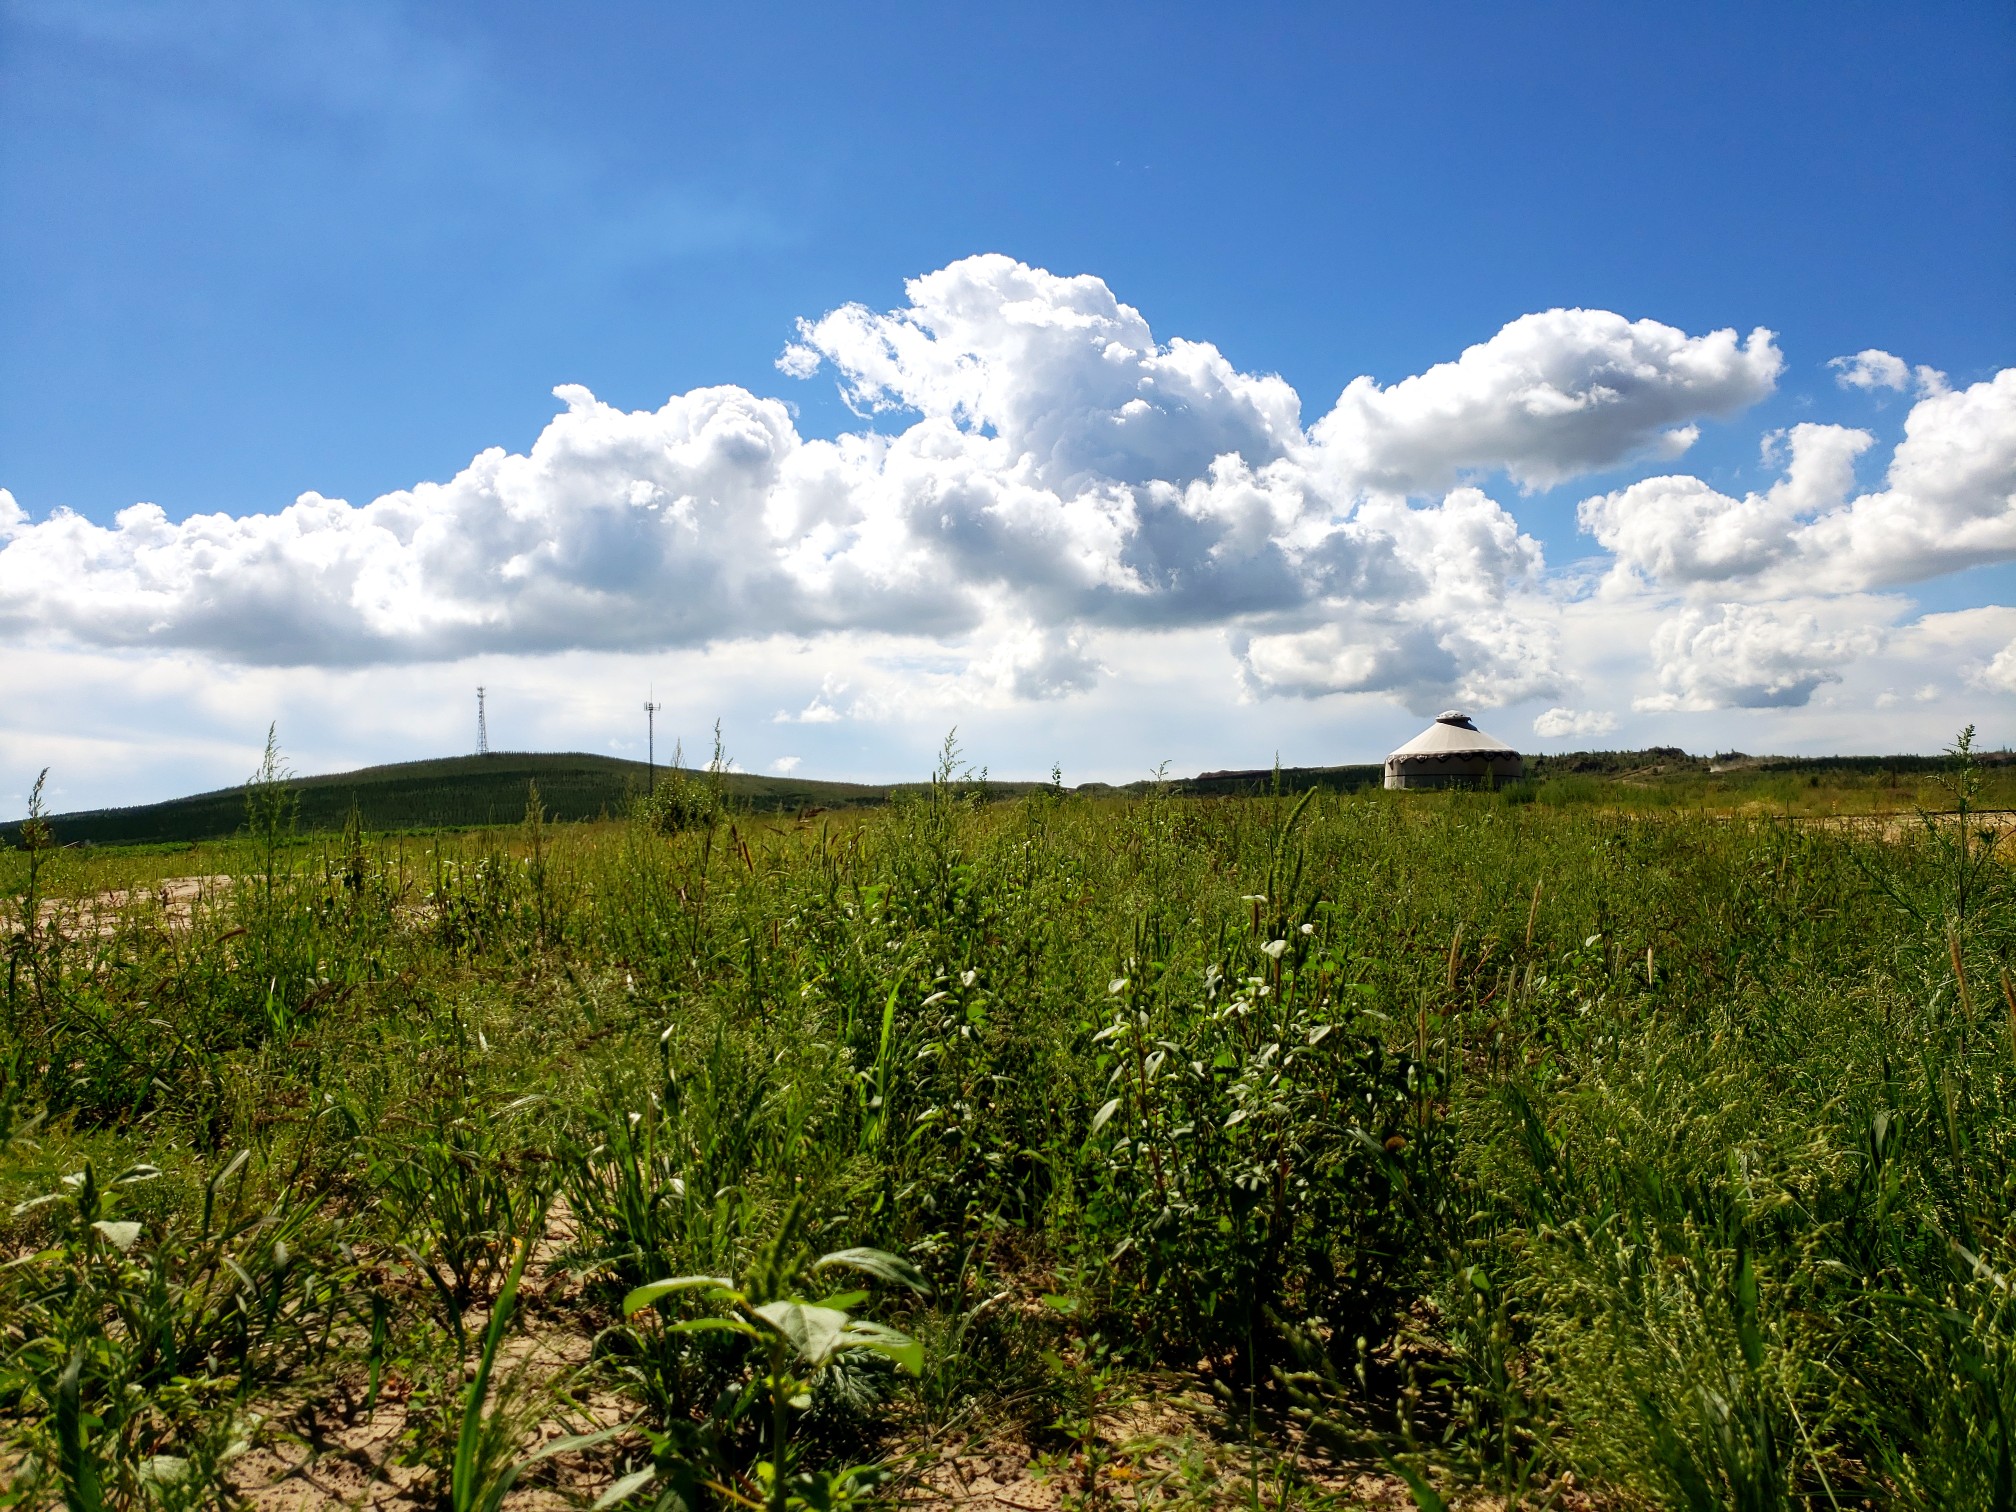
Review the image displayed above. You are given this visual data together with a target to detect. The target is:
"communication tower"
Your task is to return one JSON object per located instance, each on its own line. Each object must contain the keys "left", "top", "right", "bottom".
{"left": 477, "top": 687, "right": 490, "bottom": 756}
{"left": 644, "top": 698, "right": 663, "bottom": 791}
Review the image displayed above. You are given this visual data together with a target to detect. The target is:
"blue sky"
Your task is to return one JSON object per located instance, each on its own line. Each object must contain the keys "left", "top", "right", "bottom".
{"left": 3, "top": 1, "right": 2014, "bottom": 809}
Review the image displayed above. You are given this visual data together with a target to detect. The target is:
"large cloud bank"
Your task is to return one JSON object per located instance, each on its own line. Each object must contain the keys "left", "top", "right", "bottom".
{"left": 1576, "top": 362, "right": 2016, "bottom": 709}
{"left": 1580, "top": 370, "right": 2016, "bottom": 596}
{"left": 2, "top": 260, "right": 2009, "bottom": 719}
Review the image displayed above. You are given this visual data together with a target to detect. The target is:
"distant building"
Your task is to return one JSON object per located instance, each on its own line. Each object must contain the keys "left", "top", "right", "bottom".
{"left": 1384, "top": 711, "right": 1523, "bottom": 790}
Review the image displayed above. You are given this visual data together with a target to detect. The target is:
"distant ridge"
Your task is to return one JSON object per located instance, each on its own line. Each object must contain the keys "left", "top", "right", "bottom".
{"left": 3, "top": 751, "right": 893, "bottom": 847}
{"left": 4, "top": 745, "right": 2002, "bottom": 848}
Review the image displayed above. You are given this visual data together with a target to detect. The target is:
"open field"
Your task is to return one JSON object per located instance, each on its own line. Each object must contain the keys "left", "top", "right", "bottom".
{"left": 2, "top": 751, "right": 2013, "bottom": 1509}
{"left": 9, "top": 746, "right": 2016, "bottom": 852}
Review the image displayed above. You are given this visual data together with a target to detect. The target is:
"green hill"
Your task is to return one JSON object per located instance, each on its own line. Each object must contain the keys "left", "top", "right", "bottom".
{"left": 5, "top": 752, "right": 893, "bottom": 847}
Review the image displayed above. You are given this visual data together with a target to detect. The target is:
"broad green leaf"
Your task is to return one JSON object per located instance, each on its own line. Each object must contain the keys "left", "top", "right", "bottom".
{"left": 813, "top": 1247, "right": 931, "bottom": 1294}
{"left": 841, "top": 1319, "right": 924, "bottom": 1375}
{"left": 139, "top": 1455, "right": 189, "bottom": 1486}
{"left": 1090, "top": 1097, "right": 1122, "bottom": 1132}
{"left": 622, "top": 1275, "right": 732, "bottom": 1316}
{"left": 754, "top": 1300, "right": 850, "bottom": 1364}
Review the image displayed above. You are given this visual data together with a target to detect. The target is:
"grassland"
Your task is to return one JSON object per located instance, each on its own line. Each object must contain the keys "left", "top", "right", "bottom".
{"left": 1, "top": 742, "right": 2012, "bottom": 1509}
{"left": 11, "top": 743, "right": 2012, "bottom": 851}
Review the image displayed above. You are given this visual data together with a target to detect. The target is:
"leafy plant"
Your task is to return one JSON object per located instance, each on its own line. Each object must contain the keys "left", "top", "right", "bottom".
{"left": 635, "top": 724, "right": 733, "bottom": 836}
{"left": 0, "top": 1152, "right": 338, "bottom": 1509}
{"left": 369, "top": 1094, "right": 541, "bottom": 1342}
{"left": 4, "top": 768, "right": 55, "bottom": 1022}
{"left": 243, "top": 724, "right": 297, "bottom": 908}
{"left": 615, "top": 1201, "right": 929, "bottom": 1511}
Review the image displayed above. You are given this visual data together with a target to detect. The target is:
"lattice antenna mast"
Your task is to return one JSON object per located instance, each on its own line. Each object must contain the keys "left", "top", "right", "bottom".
{"left": 644, "top": 697, "right": 663, "bottom": 791}
{"left": 476, "top": 687, "right": 490, "bottom": 757}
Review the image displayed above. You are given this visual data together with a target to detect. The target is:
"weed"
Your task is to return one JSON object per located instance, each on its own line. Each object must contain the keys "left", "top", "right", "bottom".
{"left": 615, "top": 1199, "right": 928, "bottom": 1510}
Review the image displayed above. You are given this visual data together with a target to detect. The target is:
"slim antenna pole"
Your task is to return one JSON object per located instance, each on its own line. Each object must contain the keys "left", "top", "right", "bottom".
{"left": 477, "top": 687, "right": 490, "bottom": 756}
{"left": 644, "top": 699, "right": 663, "bottom": 791}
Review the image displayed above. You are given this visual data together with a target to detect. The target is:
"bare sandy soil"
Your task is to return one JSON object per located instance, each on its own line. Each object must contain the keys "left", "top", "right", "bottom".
{"left": 215, "top": 1198, "right": 1517, "bottom": 1511}
{"left": 7, "top": 874, "right": 234, "bottom": 938}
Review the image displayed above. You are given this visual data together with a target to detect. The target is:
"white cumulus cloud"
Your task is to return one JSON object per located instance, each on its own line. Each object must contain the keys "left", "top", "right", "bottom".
{"left": 1830, "top": 348, "right": 1948, "bottom": 399}
{"left": 1980, "top": 639, "right": 2016, "bottom": 696}
{"left": 1579, "top": 422, "right": 1875, "bottom": 589}
{"left": 775, "top": 674, "right": 850, "bottom": 724}
{"left": 1637, "top": 602, "right": 1883, "bottom": 712}
{"left": 781, "top": 254, "right": 1304, "bottom": 496}
{"left": 1533, "top": 707, "right": 1619, "bottom": 739}
{"left": 1309, "top": 308, "right": 1781, "bottom": 494}
{"left": 1580, "top": 369, "right": 2016, "bottom": 596}
{"left": 1230, "top": 489, "right": 1560, "bottom": 712}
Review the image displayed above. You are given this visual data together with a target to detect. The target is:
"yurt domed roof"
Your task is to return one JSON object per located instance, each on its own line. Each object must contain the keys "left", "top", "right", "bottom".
{"left": 1389, "top": 711, "right": 1518, "bottom": 758}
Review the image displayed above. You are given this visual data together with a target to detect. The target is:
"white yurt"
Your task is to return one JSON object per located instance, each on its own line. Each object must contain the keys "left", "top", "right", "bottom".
{"left": 1383, "top": 711, "right": 1523, "bottom": 790}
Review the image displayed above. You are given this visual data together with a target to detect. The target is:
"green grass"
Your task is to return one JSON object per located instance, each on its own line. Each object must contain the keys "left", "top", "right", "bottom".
{"left": 13, "top": 743, "right": 2013, "bottom": 850}
{"left": 2, "top": 751, "right": 903, "bottom": 848}
{"left": 1, "top": 743, "right": 2012, "bottom": 1508}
